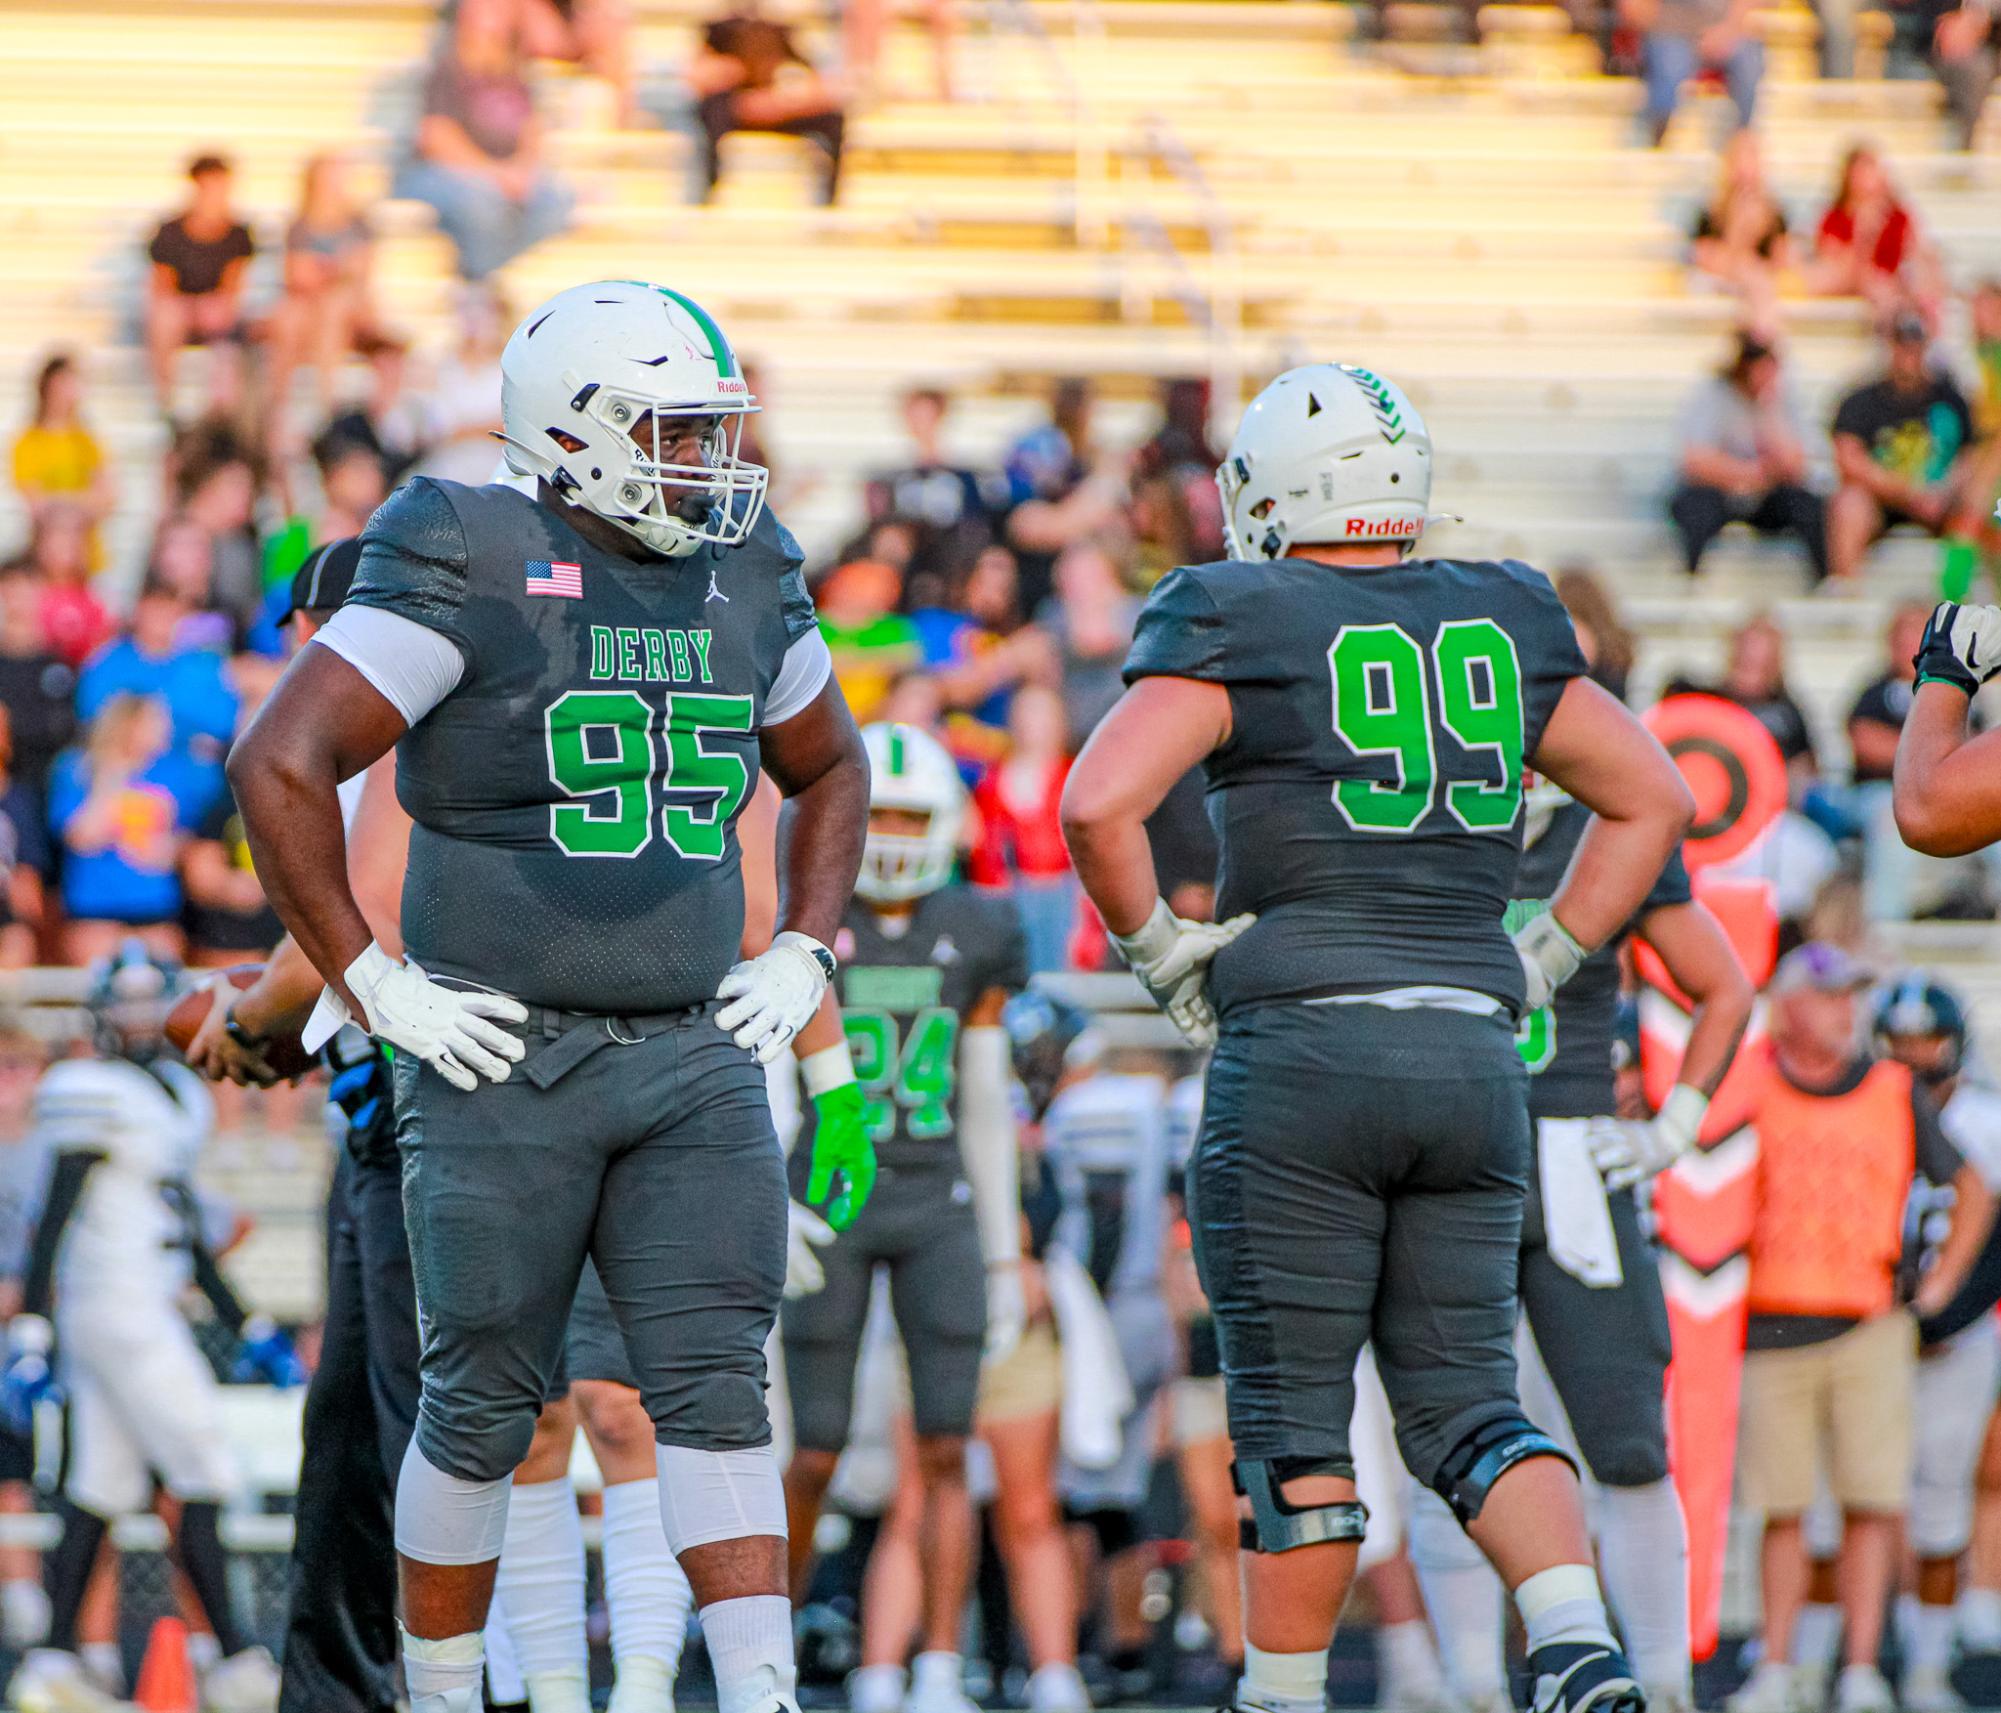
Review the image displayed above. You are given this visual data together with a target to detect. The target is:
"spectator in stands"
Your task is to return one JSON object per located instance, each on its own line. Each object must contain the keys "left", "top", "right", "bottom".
{"left": 971, "top": 683, "right": 1075, "bottom": 973}
{"left": 914, "top": 543, "right": 1038, "bottom": 728}
{"left": 143, "top": 155, "right": 256, "bottom": 417}
{"left": 0, "top": 564, "right": 77, "bottom": 801}
{"left": 1848, "top": 603, "right": 1955, "bottom": 919}
{"left": 21, "top": 506, "right": 111, "bottom": 671}
{"left": 1627, "top": 0, "right": 1761, "bottom": 145}
{"left": 397, "top": 0, "right": 574, "bottom": 281}
{"left": 1670, "top": 612, "right": 1820, "bottom": 781}
{"left": 181, "top": 660, "right": 285, "bottom": 968}
{"left": 173, "top": 442, "right": 266, "bottom": 630}
{"left": 1973, "top": 278, "right": 2001, "bottom": 441}
{"left": 144, "top": 519, "right": 235, "bottom": 654}
{"left": 1731, "top": 943, "right": 1990, "bottom": 1713}
{"left": 1553, "top": 567, "right": 1637, "bottom": 702}
{"left": 77, "top": 579, "right": 238, "bottom": 807}
{"left": 0, "top": 708, "right": 51, "bottom": 970}
{"left": 688, "top": 6, "right": 847, "bottom": 206}
{"left": 817, "top": 557, "right": 922, "bottom": 722}
{"left": 1688, "top": 133, "right": 1794, "bottom": 327}
{"left": 521, "top": 0, "right": 641, "bottom": 125}
{"left": 48, "top": 693, "right": 198, "bottom": 963}
{"left": 864, "top": 386, "right": 1010, "bottom": 597}
{"left": 1812, "top": 147, "right": 1946, "bottom": 319}
{"left": 265, "top": 154, "right": 384, "bottom": 425}
{"left": 317, "top": 336, "right": 427, "bottom": 484}
{"left": 1887, "top": 0, "right": 1995, "bottom": 147}
{"left": 1005, "top": 379, "right": 1096, "bottom": 510}
{"left": 1133, "top": 378, "right": 1225, "bottom": 560}
{"left": 1669, "top": 331, "right": 1828, "bottom": 580}
{"left": 1038, "top": 541, "right": 1139, "bottom": 751}
{"left": 10, "top": 355, "right": 113, "bottom": 568}
{"left": 315, "top": 439, "right": 391, "bottom": 545}
{"left": 1828, "top": 310, "right": 2001, "bottom": 581}
{"left": 413, "top": 285, "right": 510, "bottom": 487}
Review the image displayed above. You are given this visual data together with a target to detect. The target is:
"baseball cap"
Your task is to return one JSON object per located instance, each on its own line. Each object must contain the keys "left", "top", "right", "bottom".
{"left": 1771, "top": 941, "right": 1874, "bottom": 996}
{"left": 287, "top": 537, "right": 362, "bottom": 619}
{"left": 1889, "top": 308, "right": 1929, "bottom": 346}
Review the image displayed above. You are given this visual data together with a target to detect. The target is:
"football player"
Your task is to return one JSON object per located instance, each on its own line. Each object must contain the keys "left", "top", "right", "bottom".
{"left": 1894, "top": 578, "right": 2001, "bottom": 855}
{"left": 1409, "top": 775, "right": 1752, "bottom": 1713}
{"left": 781, "top": 720, "right": 1026, "bottom": 1713}
{"left": 1876, "top": 980, "right": 2001, "bottom": 1713}
{"left": 1061, "top": 363, "right": 1695, "bottom": 1713}
{"left": 5, "top": 944, "right": 294, "bottom": 1713}
{"left": 226, "top": 280, "right": 871, "bottom": 1713}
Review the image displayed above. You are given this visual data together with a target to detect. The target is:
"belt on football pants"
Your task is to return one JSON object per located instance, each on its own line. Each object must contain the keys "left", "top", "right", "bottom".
{"left": 517, "top": 1000, "right": 718, "bottom": 1090}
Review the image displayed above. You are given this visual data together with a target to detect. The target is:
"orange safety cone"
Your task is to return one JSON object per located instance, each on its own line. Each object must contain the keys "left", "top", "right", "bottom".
{"left": 132, "top": 1615, "right": 198, "bottom": 1713}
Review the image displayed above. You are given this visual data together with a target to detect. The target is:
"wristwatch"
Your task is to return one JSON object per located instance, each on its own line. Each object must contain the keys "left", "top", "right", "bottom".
{"left": 225, "top": 1013, "right": 270, "bottom": 1053}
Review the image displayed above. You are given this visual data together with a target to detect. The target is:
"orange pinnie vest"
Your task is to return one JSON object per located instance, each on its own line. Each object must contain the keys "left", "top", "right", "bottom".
{"left": 1748, "top": 1059, "right": 1916, "bottom": 1321}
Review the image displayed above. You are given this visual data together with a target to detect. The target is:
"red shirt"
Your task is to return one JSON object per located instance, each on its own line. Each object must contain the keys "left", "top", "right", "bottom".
{"left": 970, "top": 756, "right": 1071, "bottom": 884}
{"left": 1816, "top": 201, "right": 1915, "bottom": 278}
{"left": 40, "top": 585, "right": 112, "bottom": 669}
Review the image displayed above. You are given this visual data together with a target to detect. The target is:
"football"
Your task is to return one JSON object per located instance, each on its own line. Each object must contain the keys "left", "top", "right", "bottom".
{"left": 165, "top": 965, "right": 318, "bottom": 1080}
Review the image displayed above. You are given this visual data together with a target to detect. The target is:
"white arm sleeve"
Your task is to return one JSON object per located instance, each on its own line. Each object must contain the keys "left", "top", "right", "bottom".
{"left": 761, "top": 630, "right": 834, "bottom": 729}
{"left": 957, "top": 1025, "right": 1021, "bottom": 1266}
{"left": 310, "top": 605, "right": 467, "bottom": 728}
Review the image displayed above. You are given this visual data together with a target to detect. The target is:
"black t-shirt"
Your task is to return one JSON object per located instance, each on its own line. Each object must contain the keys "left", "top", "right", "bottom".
{"left": 0, "top": 652, "right": 78, "bottom": 793}
{"left": 1832, "top": 375, "right": 1975, "bottom": 489}
{"left": 1691, "top": 199, "right": 1788, "bottom": 259}
{"left": 147, "top": 215, "right": 255, "bottom": 297}
{"left": 1746, "top": 1060, "right": 1960, "bottom": 1351}
{"left": 1848, "top": 671, "right": 1916, "bottom": 782}
{"left": 1664, "top": 675, "right": 1816, "bottom": 769}
{"left": 183, "top": 789, "right": 284, "bottom": 954}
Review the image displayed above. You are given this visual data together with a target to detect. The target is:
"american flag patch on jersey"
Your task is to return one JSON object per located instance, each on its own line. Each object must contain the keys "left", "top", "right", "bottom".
{"left": 525, "top": 560, "right": 584, "bottom": 599}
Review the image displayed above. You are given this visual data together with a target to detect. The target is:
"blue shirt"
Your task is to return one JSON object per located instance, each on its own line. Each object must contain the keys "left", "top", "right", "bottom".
{"left": 76, "top": 639, "right": 238, "bottom": 800}
{"left": 48, "top": 750, "right": 212, "bottom": 924}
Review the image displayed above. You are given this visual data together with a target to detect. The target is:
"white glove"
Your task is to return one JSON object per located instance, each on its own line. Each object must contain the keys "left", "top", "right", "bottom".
{"left": 784, "top": 1200, "right": 835, "bottom": 1299}
{"left": 1915, "top": 601, "right": 2001, "bottom": 695}
{"left": 316, "top": 943, "right": 527, "bottom": 1093}
{"left": 716, "top": 931, "right": 832, "bottom": 1064}
{"left": 1111, "top": 899, "right": 1256, "bottom": 1048}
{"left": 1586, "top": 1085, "right": 1709, "bottom": 1192}
{"left": 983, "top": 1263, "right": 1027, "bottom": 1365}
{"left": 1513, "top": 910, "right": 1587, "bottom": 1013}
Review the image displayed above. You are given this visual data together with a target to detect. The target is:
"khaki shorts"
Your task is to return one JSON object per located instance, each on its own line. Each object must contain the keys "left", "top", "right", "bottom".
{"left": 977, "top": 1318, "right": 1061, "bottom": 1426}
{"left": 1172, "top": 1375, "right": 1229, "bottom": 1447}
{"left": 1738, "top": 1311, "right": 1916, "bottom": 1518}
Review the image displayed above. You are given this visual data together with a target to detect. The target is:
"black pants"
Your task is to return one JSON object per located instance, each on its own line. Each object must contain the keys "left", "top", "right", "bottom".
{"left": 696, "top": 93, "right": 845, "bottom": 203}
{"left": 1669, "top": 479, "right": 1828, "bottom": 579}
{"left": 278, "top": 1146, "right": 422, "bottom": 1713}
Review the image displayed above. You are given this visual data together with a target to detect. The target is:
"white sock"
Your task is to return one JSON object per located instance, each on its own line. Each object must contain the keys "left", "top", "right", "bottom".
{"left": 604, "top": 1478, "right": 694, "bottom": 1677}
{"left": 1596, "top": 1479, "right": 1691, "bottom": 1697}
{"left": 187, "top": 1631, "right": 221, "bottom": 1673}
{"left": 610, "top": 1654, "right": 677, "bottom": 1713}
{"left": 1408, "top": 1486, "right": 1508, "bottom": 1703}
{"left": 1793, "top": 1602, "right": 1843, "bottom": 1672}
{"left": 1516, "top": 1563, "right": 1617, "bottom": 1653}
{"left": 1907, "top": 1602, "right": 1957, "bottom": 1678}
{"left": 80, "top": 1640, "right": 123, "bottom": 1693}
{"left": 912, "top": 1651, "right": 965, "bottom": 1697}
{"left": 493, "top": 1477, "right": 589, "bottom": 1704}
{"left": 487, "top": 1607, "right": 526, "bottom": 1707}
{"left": 1376, "top": 1618, "right": 1446, "bottom": 1706}
{"left": 402, "top": 1626, "right": 487, "bottom": 1709}
{"left": 850, "top": 1662, "right": 908, "bottom": 1713}
{"left": 1242, "top": 1640, "right": 1329, "bottom": 1713}
{"left": 700, "top": 1594, "right": 797, "bottom": 1713}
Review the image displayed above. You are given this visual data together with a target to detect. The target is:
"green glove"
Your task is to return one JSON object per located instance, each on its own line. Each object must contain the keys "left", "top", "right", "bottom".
{"left": 806, "top": 1082, "right": 876, "bottom": 1231}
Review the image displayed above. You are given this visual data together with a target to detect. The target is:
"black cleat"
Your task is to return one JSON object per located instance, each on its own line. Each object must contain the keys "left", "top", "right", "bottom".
{"left": 1529, "top": 1643, "right": 1648, "bottom": 1713}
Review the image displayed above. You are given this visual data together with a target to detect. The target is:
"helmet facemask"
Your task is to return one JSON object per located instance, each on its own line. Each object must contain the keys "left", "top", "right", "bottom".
{"left": 857, "top": 803, "right": 960, "bottom": 903}
{"left": 575, "top": 388, "right": 768, "bottom": 559}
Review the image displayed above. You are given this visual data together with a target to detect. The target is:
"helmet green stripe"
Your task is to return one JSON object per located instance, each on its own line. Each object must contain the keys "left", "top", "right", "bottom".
{"left": 656, "top": 287, "right": 736, "bottom": 379}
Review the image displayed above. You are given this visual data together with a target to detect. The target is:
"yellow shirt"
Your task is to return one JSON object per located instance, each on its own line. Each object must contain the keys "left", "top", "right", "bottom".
{"left": 11, "top": 424, "right": 101, "bottom": 499}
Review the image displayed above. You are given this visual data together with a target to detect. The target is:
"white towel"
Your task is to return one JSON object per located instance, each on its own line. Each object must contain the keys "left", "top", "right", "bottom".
{"left": 1536, "top": 1117, "right": 1623, "bottom": 1288}
{"left": 1046, "top": 1248, "right": 1134, "bottom": 1469}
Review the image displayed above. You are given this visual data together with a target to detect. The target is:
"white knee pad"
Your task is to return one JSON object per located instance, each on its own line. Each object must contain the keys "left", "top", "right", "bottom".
{"left": 395, "top": 1437, "right": 513, "bottom": 1566}
{"left": 655, "top": 1443, "right": 786, "bottom": 1555}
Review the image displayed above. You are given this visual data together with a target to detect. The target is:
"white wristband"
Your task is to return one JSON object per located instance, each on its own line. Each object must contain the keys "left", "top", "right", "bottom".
{"left": 800, "top": 1041, "right": 857, "bottom": 1097}
{"left": 1658, "top": 1083, "right": 1709, "bottom": 1151}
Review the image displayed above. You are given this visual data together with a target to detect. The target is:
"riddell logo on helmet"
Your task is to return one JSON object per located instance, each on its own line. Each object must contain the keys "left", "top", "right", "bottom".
{"left": 1345, "top": 518, "right": 1420, "bottom": 537}
{"left": 715, "top": 378, "right": 749, "bottom": 395}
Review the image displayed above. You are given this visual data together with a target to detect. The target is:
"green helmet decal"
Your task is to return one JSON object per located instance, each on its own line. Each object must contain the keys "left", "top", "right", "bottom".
{"left": 1340, "top": 365, "right": 1406, "bottom": 445}
{"left": 888, "top": 727, "right": 908, "bottom": 776}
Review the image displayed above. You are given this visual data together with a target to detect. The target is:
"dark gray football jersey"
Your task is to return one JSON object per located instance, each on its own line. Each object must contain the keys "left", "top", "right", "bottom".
{"left": 826, "top": 886, "right": 1027, "bottom": 1173}
{"left": 346, "top": 477, "right": 818, "bottom": 1013}
{"left": 1510, "top": 797, "right": 1691, "bottom": 1119}
{"left": 1124, "top": 555, "right": 1587, "bottom": 1015}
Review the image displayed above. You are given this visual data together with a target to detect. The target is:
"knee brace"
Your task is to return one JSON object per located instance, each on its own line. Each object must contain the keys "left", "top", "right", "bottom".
{"left": 1430, "top": 1415, "right": 1577, "bottom": 1526}
{"left": 1234, "top": 1457, "right": 1370, "bottom": 1554}
{"left": 655, "top": 1442, "right": 787, "bottom": 1555}
{"left": 394, "top": 1437, "right": 512, "bottom": 1566}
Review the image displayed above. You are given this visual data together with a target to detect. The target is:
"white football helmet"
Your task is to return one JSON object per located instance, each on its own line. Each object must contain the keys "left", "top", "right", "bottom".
{"left": 1216, "top": 363, "right": 1436, "bottom": 562}
{"left": 1522, "top": 772, "right": 1574, "bottom": 848}
{"left": 857, "top": 723, "right": 967, "bottom": 903}
{"left": 498, "top": 280, "right": 767, "bottom": 559}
